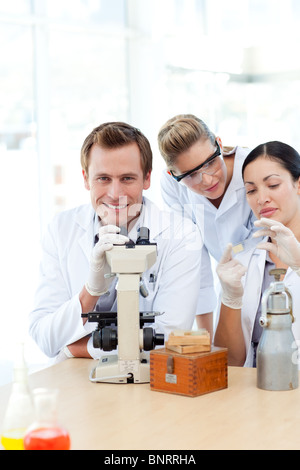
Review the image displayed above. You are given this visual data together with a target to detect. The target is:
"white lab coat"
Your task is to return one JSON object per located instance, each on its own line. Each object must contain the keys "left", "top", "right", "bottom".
{"left": 217, "top": 239, "right": 300, "bottom": 368}
{"left": 160, "top": 146, "right": 257, "bottom": 314}
{"left": 29, "top": 197, "right": 211, "bottom": 359}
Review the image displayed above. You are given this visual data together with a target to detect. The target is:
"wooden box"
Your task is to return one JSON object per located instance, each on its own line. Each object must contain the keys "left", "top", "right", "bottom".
{"left": 150, "top": 346, "right": 228, "bottom": 397}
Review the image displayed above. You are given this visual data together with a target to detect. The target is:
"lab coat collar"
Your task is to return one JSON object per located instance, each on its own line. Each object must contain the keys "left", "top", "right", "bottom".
{"left": 75, "top": 203, "right": 95, "bottom": 231}
{"left": 215, "top": 146, "right": 249, "bottom": 216}
{"left": 141, "top": 196, "right": 174, "bottom": 241}
{"left": 226, "top": 146, "right": 248, "bottom": 192}
{"left": 243, "top": 236, "right": 294, "bottom": 279}
{"left": 235, "top": 235, "right": 266, "bottom": 264}
{"left": 75, "top": 204, "right": 95, "bottom": 261}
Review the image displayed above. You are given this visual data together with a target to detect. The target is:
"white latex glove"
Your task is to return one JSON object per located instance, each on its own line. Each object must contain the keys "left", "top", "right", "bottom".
{"left": 216, "top": 243, "right": 247, "bottom": 309}
{"left": 85, "top": 225, "right": 129, "bottom": 296}
{"left": 253, "top": 218, "right": 300, "bottom": 276}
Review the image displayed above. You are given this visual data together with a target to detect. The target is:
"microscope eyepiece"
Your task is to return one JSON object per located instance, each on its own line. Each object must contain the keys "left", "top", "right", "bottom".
{"left": 136, "top": 227, "right": 150, "bottom": 245}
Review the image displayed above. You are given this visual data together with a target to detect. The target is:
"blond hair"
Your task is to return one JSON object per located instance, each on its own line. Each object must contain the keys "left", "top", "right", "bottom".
{"left": 157, "top": 114, "right": 215, "bottom": 169}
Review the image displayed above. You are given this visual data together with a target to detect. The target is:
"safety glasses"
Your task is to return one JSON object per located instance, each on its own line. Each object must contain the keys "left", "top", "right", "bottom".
{"left": 170, "top": 141, "right": 221, "bottom": 183}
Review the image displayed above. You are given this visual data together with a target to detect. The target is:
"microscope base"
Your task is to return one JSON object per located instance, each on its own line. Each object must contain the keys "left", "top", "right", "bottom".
{"left": 90, "top": 353, "right": 151, "bottom": 384}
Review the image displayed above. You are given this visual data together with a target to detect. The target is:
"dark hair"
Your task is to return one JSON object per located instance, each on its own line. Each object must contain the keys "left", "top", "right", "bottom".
{"left": 81, "top": 122, "right": 152, "bottom": 178}
{"left": 242, "top": 141, "right": 300, "bottom": 182}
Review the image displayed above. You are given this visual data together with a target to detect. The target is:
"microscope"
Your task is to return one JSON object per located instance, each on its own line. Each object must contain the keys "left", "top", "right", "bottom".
{"left": 82, "top": 227, "right": 164, "bottom": 384}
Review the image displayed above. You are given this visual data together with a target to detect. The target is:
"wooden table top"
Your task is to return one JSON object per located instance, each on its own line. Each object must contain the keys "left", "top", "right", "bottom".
{"left": 1, "top": 358, "right": 299, "bottom": 450}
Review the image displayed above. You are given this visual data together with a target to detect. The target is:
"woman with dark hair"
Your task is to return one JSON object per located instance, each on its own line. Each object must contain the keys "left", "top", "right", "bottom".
{"left": 214, "top": 141, "right": 300, "bottom": 367}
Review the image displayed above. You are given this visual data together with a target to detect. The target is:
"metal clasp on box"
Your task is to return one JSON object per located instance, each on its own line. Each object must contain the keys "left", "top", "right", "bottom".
{"left": 165, "top": 356, "right": 177, "bottom": 384}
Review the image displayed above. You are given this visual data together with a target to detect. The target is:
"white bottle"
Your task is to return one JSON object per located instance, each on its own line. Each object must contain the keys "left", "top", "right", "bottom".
{"left": 1, "top": 343, "right": 34, "bottom": 450}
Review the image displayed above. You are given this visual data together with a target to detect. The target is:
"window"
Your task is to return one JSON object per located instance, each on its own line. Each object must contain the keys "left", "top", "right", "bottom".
{"left": 0, "top": 0, "right": 128, "bottom": 377}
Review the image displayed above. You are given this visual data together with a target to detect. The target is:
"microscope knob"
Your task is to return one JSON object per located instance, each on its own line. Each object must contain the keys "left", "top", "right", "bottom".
{"left": 92, "top": 327, "right": 118, "bottom": 351}
{"left": 154, "top": 333, "right": 164, "bottom": 346}
{"left": 143, "top": 327, "right": 164, "bottom": 350}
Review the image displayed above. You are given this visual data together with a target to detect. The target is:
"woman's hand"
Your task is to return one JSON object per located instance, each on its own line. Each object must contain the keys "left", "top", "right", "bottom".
{"left": 253, "top": 218, "right": 300, "bottom": 274}
{"left": 216, "top": 243, "right": 247, "bottom": 309}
